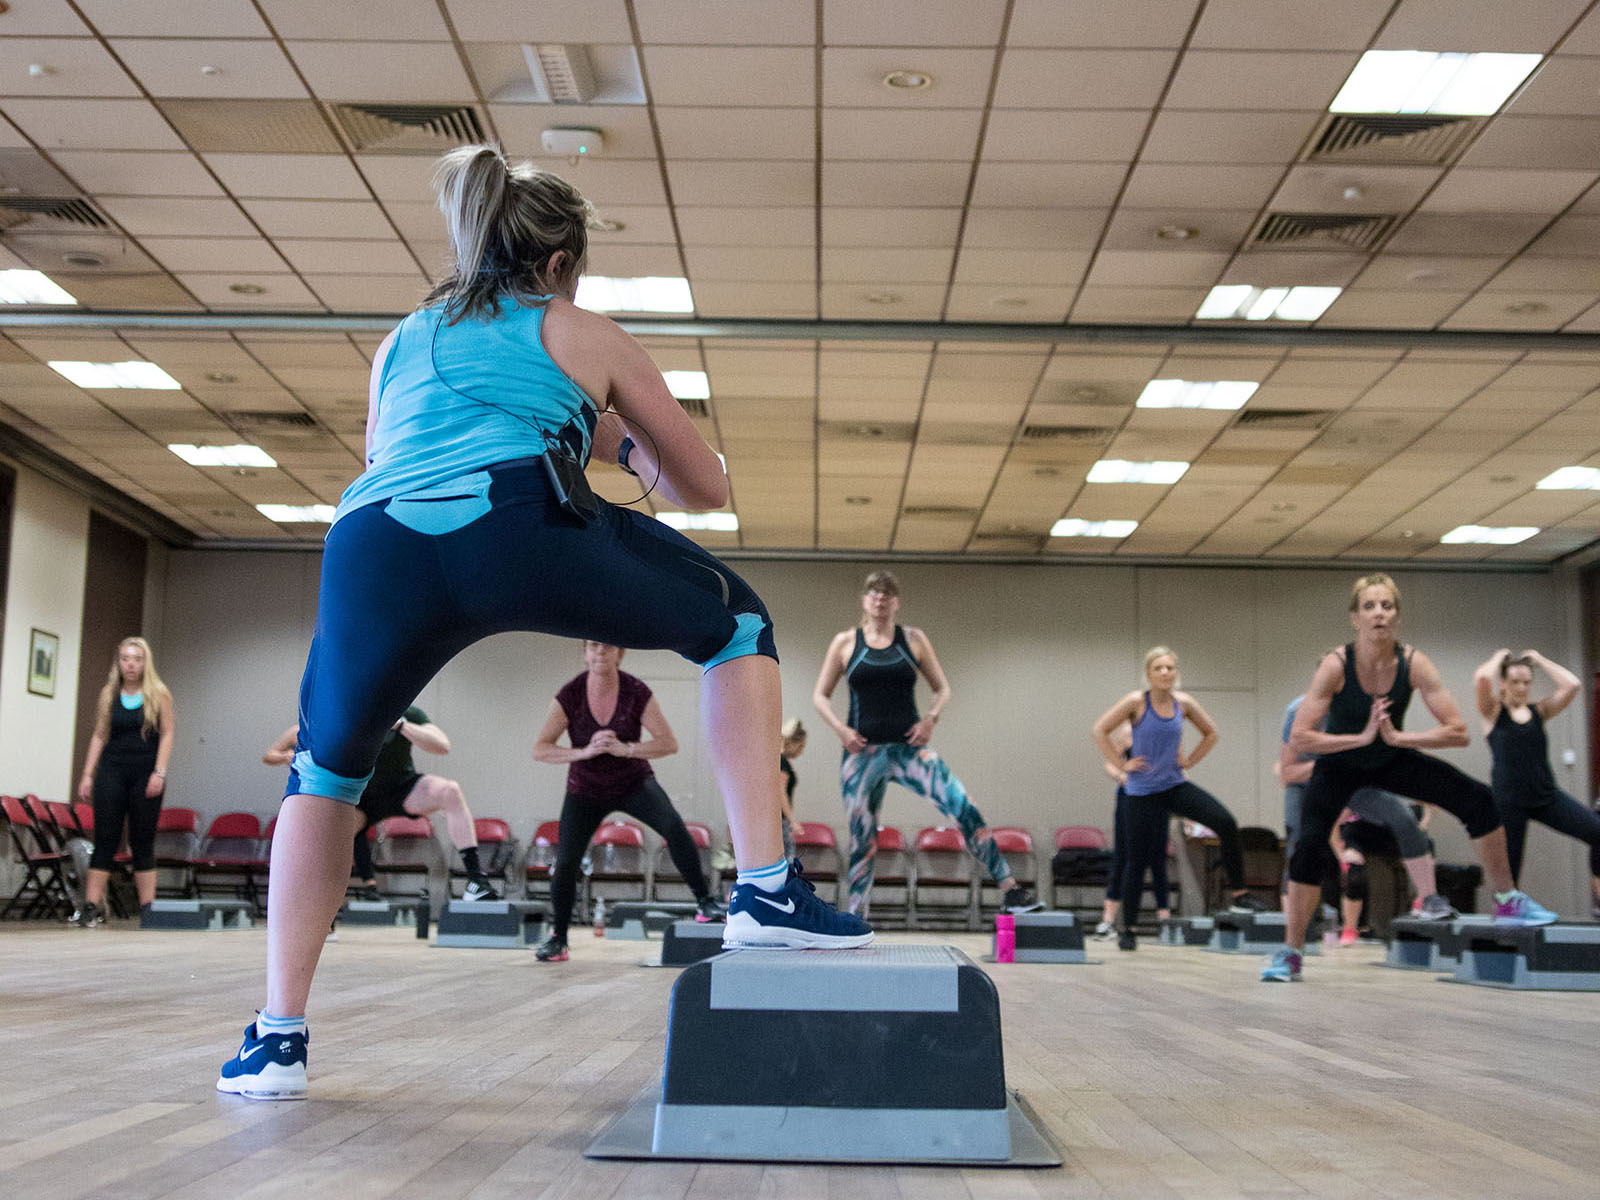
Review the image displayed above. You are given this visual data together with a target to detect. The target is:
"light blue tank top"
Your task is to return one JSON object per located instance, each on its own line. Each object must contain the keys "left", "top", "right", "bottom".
{"left": 333, "top": 297, "right": 598, "bottom": 525}
{"left": 1125, "top": 691, "right": 1185, "bottom": 795}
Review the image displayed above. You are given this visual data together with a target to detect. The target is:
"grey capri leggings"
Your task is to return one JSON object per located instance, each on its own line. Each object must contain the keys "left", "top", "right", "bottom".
{"left": 1283, "top": 782, "right": 1430, "bottom": 887}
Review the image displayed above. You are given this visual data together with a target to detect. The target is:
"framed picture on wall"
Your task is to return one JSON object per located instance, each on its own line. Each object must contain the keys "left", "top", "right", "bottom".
{"left": 27, "top": 628, "right": 58, "bottom": 697}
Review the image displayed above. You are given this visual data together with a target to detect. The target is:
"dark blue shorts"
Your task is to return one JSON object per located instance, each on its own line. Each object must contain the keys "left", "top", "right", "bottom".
{"left": 288, "top": 458, "right": 774, "bottom": 804}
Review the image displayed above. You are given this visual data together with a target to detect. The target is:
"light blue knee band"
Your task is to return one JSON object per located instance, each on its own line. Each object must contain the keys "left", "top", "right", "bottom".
{"left": 699, "top": 611, "right": 767, "bottom": 673}
{"left": 289, "top": 750, "right": 372, "bottom": 806}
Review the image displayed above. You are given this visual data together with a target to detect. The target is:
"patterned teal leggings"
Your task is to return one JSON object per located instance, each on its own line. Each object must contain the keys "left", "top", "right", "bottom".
{"left": 841, "top": 742, "right": 1009, "bottom": 915}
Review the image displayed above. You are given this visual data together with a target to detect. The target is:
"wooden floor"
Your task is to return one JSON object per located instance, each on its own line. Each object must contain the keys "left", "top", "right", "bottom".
{"left": 3, "top": 918, "right": 1598, "bottom": 1200}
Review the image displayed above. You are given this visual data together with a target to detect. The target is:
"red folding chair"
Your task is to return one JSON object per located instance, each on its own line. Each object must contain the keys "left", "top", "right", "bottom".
{"left": 372, "top": 814, "right": 445, "bottom": 900}
{"left": 865, "top": 824, "right": 911, "bottom": 927}
{"left": 193, "top": 812, "right": 267, "bottom": 912}
{"left": 1051, "top": 825, "right": 1113, "bottom": 912}
{"left": 588, "top": 819, "right": 648, "bottom": 905}
{"left": 153, "top": 807, "right": 201, "bottom": 897}
{"left": 980, "top": 826, "right": 1037, "bottom": 910}
{"left": 792, "top": 821, "right": 843, "bottom": 903}
{"left": 651, "top": 819, "right": 714, "bottom": 901}
{"left": 521, "top": 819, "right": 561, "bottom": 901}
{"left": 912, "top": 826, "right": 977, "bottom": 930}
{"left": 448, "top": 817, "right": 517, "bottom": 896}
{"left": 1, "top": 795, "right": 74, "bottom": 919}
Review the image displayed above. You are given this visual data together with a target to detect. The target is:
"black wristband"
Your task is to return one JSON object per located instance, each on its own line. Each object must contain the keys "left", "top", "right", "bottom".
{"left": 617, "top": 435, "right": 638, "bottom": 476}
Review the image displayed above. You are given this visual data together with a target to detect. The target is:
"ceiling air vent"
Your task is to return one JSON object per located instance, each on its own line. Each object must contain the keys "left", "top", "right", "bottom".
{"left": 333, "top": 104, "right": 486, "bottom": 154}
{"left": 227, "top": 411, "right": 319, "bottom": 430}
{"left": 1231, "top": 409, "right": 1333, "bottom": 430}
{"left": 677, "top": 396, "right": 709, "bottom": 418}
{"left": 159, "top": 100, "right": 342, "bottom": 154}
{"left": 1020, "top": 424, "right": 1114, "bottom": 442}
{"left": 971, "top": 531, "right": 1045, "bottom": 550}
{"left": 1306, "top": 113, "right": 1480, "bottom": 165}
{"left": 0, "top": 196, "right": 109, "bottom": 232}
{"left": 1252, "top": 212, "right": 1396, "bottom": 252}
{"left": 901, "top": 505, "right": 979, "bottom": 519}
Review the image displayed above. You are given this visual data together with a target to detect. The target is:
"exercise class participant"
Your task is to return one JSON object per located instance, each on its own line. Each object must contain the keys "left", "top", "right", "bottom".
{"left": 779, "top": 717, "right": 807, "bottom": 861}
{"left": 71, "top": 637, "right": 175, "bottom": 926}
{"left": 1279, "top": 692, "right": 1453, "bottom": 920}
{"left": 1266, "top": 574, "right": 1555, "bottom": 983}
{"left": 1475, "top": 649, "right": 1600, "bottom": 893}
{"left": 263, "top": 709, "right": 501, "bottom": 902}
{"left": 219, "top": 145, "right": 868, "bottom": 1102}
{"left": 811, "top": 570, "right": 1040, "bottom": 919}
{"left": 1094, "top": 721, "right": 1171, "bottom": 941}
{"left": 1093, "top": 646, "right": 1266, "bottom": 951}
{"left": 531, "top": 640, "right": 724, "bottom": 962}
{"left": 1330, "top": 807, "right": 1408, "bottom": 944}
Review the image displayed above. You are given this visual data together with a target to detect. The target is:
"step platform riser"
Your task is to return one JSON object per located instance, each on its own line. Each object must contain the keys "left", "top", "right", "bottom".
{"left": 1453, "top": 923, "right": 1600, "bottom": 990}
{"left": 1206, "top": 911, "right": 1321, "bottom": 956}
{"left": 339, "top": 900, "right": 420, "bottom": 927}
{"left": 659, "top": 920, "right": 727, "bottom": 966}
{"left": 434, "top": 900, "right": 548, "bottom": 949}
{"left": 1383, "top": 915, "right": 1494, "bottom": 970}
{"left": 607, "top": 901, "right": 699, "bottom": 940}
{"left": 991, "top": 911, "right": 1086, "bottom": 963}
{"left": 141, "top": 899, "right": 253, "bottom": 931}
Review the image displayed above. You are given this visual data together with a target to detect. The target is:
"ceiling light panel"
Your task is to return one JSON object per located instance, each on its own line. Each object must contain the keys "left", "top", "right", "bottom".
{"left": 0, "top": 270, "right": 78, "bottom": 305}
{"left": 49, "top": 360, "right": 182, "bottom": 389}
{"left": 1050, "top": 518, "right": 1138, "bottom": 538}
{"left": 574, "top": 276, "right": 694, "bottom": 313}
{"left": 169, "top": 443, "right": 278, "bottom": 468}
{"left": 1087, "top": 459, "right": 1191, "bottom": 484}
{"left": 1196, "top": 285, "right": 1342, "bottom": 321}
{"left": 1536, "top": 466, "right": 1600, "bottom": 490}
{"left": 1439, "top": 524, "right": 1539, "bottom": 544}
{"left": 257, "top": 504, "right": 335, "bottom": 523}
{"left": 1329, "top": 51, "right": 1543, "bottom": 116}
{"left": 1136, "top": 380, "right": 1260, "bottom": 410}
{"left": 656, "top": 511, "right": 739, "bottom": 531}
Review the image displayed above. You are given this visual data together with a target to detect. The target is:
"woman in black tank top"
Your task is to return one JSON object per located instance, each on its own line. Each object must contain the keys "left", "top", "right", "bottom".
{"left": 1473, "top": 649, "right": 1600, "bottom": 895}
{"left": 1265, "top": 573, "right": 1553, "bottom": 983}
{"left": 812, "top": 570, "right": 1039, "bottom": 918}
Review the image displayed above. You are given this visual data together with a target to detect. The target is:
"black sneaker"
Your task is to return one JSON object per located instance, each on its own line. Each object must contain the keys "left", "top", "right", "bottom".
{"left": 1002, "top": 885, "right": 1043, "bottom": 914}
{"left": 534, "top": 935, "right": 569, "bottom": 962}
{"left": 1227, "top": 892, "right": 1272, "bottom": 915}
{"left": 1118, "top": 931, "right": 1137, "bottom": 951}
{"left": 462, "top": 876, "right": 502, "bottom": 903}
{"left": 695, "top": 895, "right": 725, "bottom": 923}
{"left": 354, "top": 884, "right": 381, "bottom": 903}
{"left": 70, "top": 901, "right": 104, "bottom": 928}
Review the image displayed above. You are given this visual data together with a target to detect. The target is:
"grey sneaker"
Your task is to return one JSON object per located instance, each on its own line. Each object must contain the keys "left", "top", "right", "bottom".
{"left": 1414, "top": 893, "right": 1456, "bottom": 921}
{"left": 1091, "top": 920, "right": 1116, "bottom": 941}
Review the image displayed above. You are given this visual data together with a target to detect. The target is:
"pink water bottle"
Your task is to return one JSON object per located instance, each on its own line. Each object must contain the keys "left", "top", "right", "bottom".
{"left": 995, "top": 913, "right": 1015, "bottom": 963}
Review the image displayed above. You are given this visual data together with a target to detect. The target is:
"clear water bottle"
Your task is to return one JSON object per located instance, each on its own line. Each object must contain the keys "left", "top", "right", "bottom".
{"left": 415, "top": 887, "right": 430, "bottom": 940}
{"left": 593, "top": 895, "right": 606, "bottom": 937}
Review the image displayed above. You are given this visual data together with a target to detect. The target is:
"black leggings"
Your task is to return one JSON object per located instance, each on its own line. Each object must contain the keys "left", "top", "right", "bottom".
{"left": 352, "top": 830, "right": 376, "bottom": 882}
{"left": 1105, "top": 788, "right": 1170, "bottom": 909}
{"left": 1497, "top": 789, "right": 1600, "bottom": 884}
{"left": 550, "top": 779, "right": 710, "bottom": 938}
{"left": 89, "top": 760, "right": 161, "bottom": 872}
{"left": 1289, "top": 749, "right": 1500, "bottom": 886}
{"left": 1118, "top": 782, "right": 1243, "bottom": 930}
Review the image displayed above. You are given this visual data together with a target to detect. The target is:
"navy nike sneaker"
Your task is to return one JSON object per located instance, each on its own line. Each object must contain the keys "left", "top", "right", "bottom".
{"left": 216, "top": 1022, "right": 308, "bottom": 1100}
{"left": 722, "top": 860, "right": 873, "bottom": 950}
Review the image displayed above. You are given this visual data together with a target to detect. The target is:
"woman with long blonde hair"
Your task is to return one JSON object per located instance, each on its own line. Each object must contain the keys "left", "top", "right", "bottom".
{"left": 72, "top": 636, "right": 175, "bottom": 925}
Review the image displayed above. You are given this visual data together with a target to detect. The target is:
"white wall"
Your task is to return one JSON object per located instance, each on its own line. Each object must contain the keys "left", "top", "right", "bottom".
{"left": 0, "top": 458, "right": 89, "bottom": 798}
{"left": 155, "top": 551, "right": 1593, "bottom": 912}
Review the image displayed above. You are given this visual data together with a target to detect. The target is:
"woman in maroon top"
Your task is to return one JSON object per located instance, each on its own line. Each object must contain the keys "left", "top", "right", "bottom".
{"left": 532, "top": 641, "right": 722, "bottom": 959}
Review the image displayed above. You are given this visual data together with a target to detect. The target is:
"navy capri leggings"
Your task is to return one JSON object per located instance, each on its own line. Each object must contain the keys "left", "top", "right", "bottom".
{"left": 288, "top": 458, "right": 774, "bottom": 804}
{"left": 1287, "top": 748, "right": 1499, "bottom": 886}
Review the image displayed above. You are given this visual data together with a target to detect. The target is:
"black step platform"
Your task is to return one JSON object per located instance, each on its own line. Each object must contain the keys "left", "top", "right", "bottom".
{"left": 1452, "top": 921, "right": 1600, "bottom": 990}
{"left": 587, "top": 944, "right": 1060, "bottom": 1166}
{"left": 656, "top": 919, "right": 727, "bottom": 966}
{"left": 433, "top": 899, "right": 549, "bottom": 948}
{"left": 140, "top": 898, "right": 254, "bottom": 930}
{"left": 993, "top": 911, "right": 1086, "bottom": 963}
{"left": 607, "top": 900, "right": 699, "bottom": 939}
{"left": 339, "top": 898, "right": 423, "bottom": 926}
{"left": 1159, "top": 916, "right": 1214, "bottom": 946}
{"left": 1383, "top": 914, "right": 1493, "bottom": 971}
{"left": 1204, "top": 910, "right": 1320, "bottom": 955}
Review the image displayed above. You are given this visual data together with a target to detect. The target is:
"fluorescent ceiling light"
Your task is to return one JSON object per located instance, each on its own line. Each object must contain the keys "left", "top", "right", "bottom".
{"left": 49, "top": 360, "right": 181, "bottom": 389}
{"left": 656, "top": 511, "right": 738, "bottom": 531}
{"left": 257, "top": 504, "right": 335, "bottom": 523}
{"left": 0, "top": 269, "right": 77, "bottom": 305}
{"left": 1330, "top": 51, "right": 1542, "bottom": 116}
{"left": 1050, "top": 518, "right": 1138, "bottom": 538}
{"left": 662, "top": 369, "right": 710, "bottom": 400}
{"left": 1440, "top": 524, "right": 1538, "bottom": 545}
{"left": 1535, "top": 466, "right": 1600, "bottom": 491}
{"left": 1087, "top": 459, "right": 1189, "bottom": 485}
{"left": 168, "top": 443, "right": 278, "bottom": 468}
{"left": 1136, "top": 379, "right": 1259, "bottom": 410}
{"left": 575, "top": 275, "right": 694, "bottom": 314}
{"left": 1196, "top": 285, "right": 1340, "bottom": 322}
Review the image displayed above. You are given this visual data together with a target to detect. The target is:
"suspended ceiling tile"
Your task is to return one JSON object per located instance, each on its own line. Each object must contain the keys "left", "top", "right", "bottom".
{"left": 285, "top": 40, "right": 476, "bottom": 102}
{"left": 1087, "top": 250, "right": 1230, "bottom": 288}
{"left": 1421, "top": 168, "right": 1596, "bottom": 215}
{"left": 992, "top": 49, "right": 1176, "bottom": 109}
{"left": 0, "top": 37, "right": 140, "bottom": 97}
{"left": 443, "top": 0, "right": 631, "bottom": 42}
{"left": 1099, "top": 207, "right": 1258, "bottom": 254}
{"left": 678, "top": 206, "right": 815, "bottom": 247}
{"left": 646, "top": 46, "right": 814, "bottom": 108}
{"left": 1160, "top": 50, "right": 1359, "bottom": 111}
{"left": 668, "top": 160, "right": 811, "bottom": 207}
{"left": 1119, "top": 163, "right": 1283, "bottom": 211}
{"left": 1504, "top": 58, "right": 1600, "bottom": 117}
{"left": 824, "top": 160, "right": 971, "bottom": 207}
{"left": 655, "top": 106, "right": 815, "bottom": 162}
{"left": 1384, "top": 212, "right": 1551, "bottom": 255}
{"left": 824, "top": 108, "right": 984, "bottom": 163}
{"left": 1069, "top": 286, "right": 1211, "bottom": 324}
{"left": 259, "top": 0, "right": 453, "bottom": 40}
{"left": 49, "top": 149, "right": 225, "bottom": 197}
{"left": 821, "top": 47, "right": 995, "bottom": 109}
{"left": 686, "top": 245, "right": 815, "bottom": 282}
{"left": 969, "top": 161, "right": 1126, "bottom": 209}
{"left": 980, "top": 109, "right": 1147, "bottom": 163}
{"left": 1441, "top": 292, "right": 1595, "bottom": 330}
{"left": 1317, "top": 290, "right": 1470, "bottom": 330}
{"left": 952, "top": 249, "right": 1090, "bottom": 287}
{"left": 3, "top": 97, "right": 188, "bottom": 150}
{"left": 1008, "top": 0, "right": 1200, "bottom": 48}
{"left": 960, "top": 207, "right": 1109, "bottom": 250}
{"left": 239, "top": 198, "right": 395, "bottom": 240}
{"left": 303, "top": 273, "right": 427, "bottom": 312}
{"left": 1140, "top": 109, "right": 1318, "bottom": 164}
{"left": 272, "top": 238, "right": 420, "bottom": 275}
{"left": 1372, "top": 0, "right": 1589, "bottom": 54}
{"left": 97, "top": 195, "right": 257, "bottom": 237}
{"left": 140, "top": 237, "right": 290, "bottom": 274}
{"left": 1459, "top": 116, "right": 1600, "bottom": 170}
{"left": 1189, "top": 0, "right": 1393, "bottom": 49}
{"left": 111, "top": 38, "right": 306, "bottom": 99}
{"left": 820, "top": 247, "right": 953, "bottom": 285}
{"left": 634, "top": 0, "right": 813, "bottom": 45}
{"left": 825, "top": 0, "right": 1005, "bottom": 46}
{"left": 822, "top": 207, "right": 962, "bottom": 248}
{"left": 176, "top": 273, "right": 321, "bottom": 308}
{"left": 1353, "top": 255, "right": 1507, "bottom": 292}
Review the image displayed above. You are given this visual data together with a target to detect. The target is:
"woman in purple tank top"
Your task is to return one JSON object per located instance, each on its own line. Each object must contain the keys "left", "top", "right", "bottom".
{"left": 1092, "top": 646, "right": 1267, "bottom": 950}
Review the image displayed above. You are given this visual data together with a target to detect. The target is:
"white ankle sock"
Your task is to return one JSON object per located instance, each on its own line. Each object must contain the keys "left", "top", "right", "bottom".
{"left": 736, "top": 856, "right": 789, "bottom": 894}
